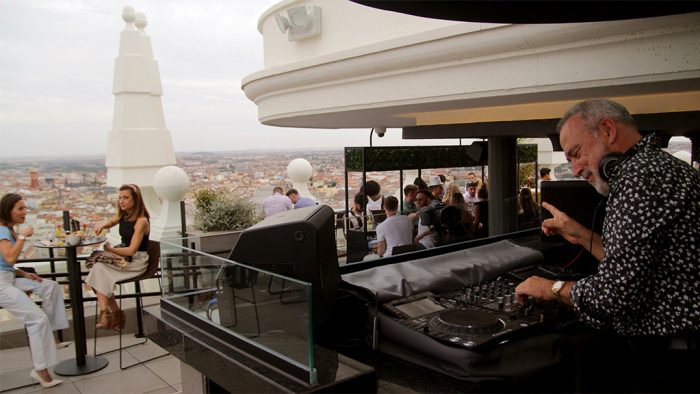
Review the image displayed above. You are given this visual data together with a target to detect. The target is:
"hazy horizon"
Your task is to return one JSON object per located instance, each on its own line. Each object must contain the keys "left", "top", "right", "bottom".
{"left": 1, "top": 1, "right": 467, "bottom": 159}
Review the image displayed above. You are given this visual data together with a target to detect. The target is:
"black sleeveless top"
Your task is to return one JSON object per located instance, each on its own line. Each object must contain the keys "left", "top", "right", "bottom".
{"left": 119, "top": 218, "right": 149, "bottom": 251}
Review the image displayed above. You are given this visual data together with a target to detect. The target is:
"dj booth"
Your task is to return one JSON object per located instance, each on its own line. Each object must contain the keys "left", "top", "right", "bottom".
{"left": 333, "top": 236, "right": 599, "bottom": 392}
{"left": 151, "top": 199, "right": 626, "bottom": 393}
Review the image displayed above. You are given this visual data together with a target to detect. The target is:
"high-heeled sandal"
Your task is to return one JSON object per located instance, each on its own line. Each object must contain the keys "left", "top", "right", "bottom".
{"left": 96, "top": 309, "right": 113, "bottom": 330}
{"left": 30, "top": 369, "right": 63, "bottom": 388}
{"left": 55, "top": 341, "right": 72, "bottom": 349}
{"left": 110, "top": 309, "right": 126, "bottom": 330}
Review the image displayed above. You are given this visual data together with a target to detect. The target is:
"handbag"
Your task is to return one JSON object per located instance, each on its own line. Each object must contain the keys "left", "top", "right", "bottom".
{"left": 85, "top": 250, "right": 132, "bottom": 270}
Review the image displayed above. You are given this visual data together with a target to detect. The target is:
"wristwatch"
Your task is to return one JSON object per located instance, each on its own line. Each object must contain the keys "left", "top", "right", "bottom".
{"left": 551, "top": 280, "right": 565, "bottom": 299}
{"left": 18, "top": 235, "right": 26, "bottom": 241}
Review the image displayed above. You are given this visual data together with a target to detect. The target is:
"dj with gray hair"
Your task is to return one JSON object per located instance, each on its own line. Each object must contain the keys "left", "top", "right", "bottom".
{"left": 516, "top": 98, "right": 700, "bottom": 392}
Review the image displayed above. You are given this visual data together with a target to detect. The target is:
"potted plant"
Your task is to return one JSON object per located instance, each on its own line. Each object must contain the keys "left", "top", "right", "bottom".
{"left": 188, "top": 188, "right": 260, "bottom": 255}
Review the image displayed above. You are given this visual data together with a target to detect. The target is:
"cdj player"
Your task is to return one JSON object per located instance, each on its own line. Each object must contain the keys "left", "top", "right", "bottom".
{"left": 382, "top": 265, "right": 577, "bottom": 351}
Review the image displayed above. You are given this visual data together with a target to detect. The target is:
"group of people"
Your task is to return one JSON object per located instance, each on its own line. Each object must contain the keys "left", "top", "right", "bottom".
{"left": 0, "top": 183, "right": 153, "bottom": 387}
{"left": 344, "top": 174, "right": 493, "bottom": 258}
{"left": 261, "top": 187, "right": 317, "bottom": 218}
{"left": 400, "top": 173, "right": 490, "bottom": 241}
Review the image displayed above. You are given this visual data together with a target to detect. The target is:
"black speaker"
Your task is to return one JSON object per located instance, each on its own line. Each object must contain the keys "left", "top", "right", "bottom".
{"left": 541, "top": 180, "right": 604, "bottom": 243}
{"left": 228, "top": 204, "right": 340, "bottom": 330}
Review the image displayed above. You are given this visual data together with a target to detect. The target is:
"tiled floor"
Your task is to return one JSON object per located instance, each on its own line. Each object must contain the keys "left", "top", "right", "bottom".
{"left": 0, "top": 334, "right": 179, "bottom": 394}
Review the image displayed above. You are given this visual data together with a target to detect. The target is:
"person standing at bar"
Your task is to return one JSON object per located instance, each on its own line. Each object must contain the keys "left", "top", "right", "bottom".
{"left": 86, "top": 184, "right": 150, "bottom": 331}
{"left": 0, "top": 193, "right": 66, "bottom": 388}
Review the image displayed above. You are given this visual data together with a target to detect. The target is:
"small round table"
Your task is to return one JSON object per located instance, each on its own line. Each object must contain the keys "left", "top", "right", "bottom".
{"left": 34, "top": 236, "right": 109, "bottom": 376}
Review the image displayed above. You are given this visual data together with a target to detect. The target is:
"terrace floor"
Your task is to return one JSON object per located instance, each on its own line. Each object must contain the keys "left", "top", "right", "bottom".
{"left": 0, "top": 333, "right": 179, "bottom": 394}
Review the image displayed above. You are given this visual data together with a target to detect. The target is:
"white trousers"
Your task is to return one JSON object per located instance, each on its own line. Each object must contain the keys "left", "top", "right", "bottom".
{"left": 0, "top": 271, "right": 69, "bottom": 370}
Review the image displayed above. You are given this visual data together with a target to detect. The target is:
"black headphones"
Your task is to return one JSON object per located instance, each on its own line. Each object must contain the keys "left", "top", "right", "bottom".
{"left": 598, "top": 147, "right": 638, "bottom": 183}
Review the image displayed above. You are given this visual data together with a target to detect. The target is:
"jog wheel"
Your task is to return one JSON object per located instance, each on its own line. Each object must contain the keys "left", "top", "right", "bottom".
{"left": 429, "top": 308, "right": 505, "bottom": 335}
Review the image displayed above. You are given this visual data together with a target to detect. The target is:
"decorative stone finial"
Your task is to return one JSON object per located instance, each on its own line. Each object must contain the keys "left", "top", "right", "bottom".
{"left": 287, "top": 158, "right": 313, "bottom": 183}
{"left": 135, "top": 12, "right": 147, "bottom": 30}
{"left": 122, "top": 6, "right": 136, "bottom": 24}
{"left": 287, "top": 158, "right": 315, "bottom": 198}
{"left": 153, "top": 166, "right": 189, "bottom": 201}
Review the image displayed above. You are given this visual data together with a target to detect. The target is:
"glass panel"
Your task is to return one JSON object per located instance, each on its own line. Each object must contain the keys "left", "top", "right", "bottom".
{"left": 159, "top": 236, "right": 315, "bottom": 383}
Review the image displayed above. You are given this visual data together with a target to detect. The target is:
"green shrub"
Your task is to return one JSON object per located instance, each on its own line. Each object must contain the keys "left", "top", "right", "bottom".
{"left": 193, "top": 188, "right": 258, "bottom": 232}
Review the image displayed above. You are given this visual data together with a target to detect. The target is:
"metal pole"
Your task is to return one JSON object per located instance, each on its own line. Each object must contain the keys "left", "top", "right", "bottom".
{"left": 180, "top": 200, "right": 188, "bottom": 248}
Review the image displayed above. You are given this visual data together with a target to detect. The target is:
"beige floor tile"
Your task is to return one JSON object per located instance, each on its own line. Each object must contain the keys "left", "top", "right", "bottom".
{"left": 64, "top": 348, "right": 140, "bottom": 383}
{"left": 0, "top": 367, "right": 37, "bottom": 393}
{"left": 124, "top": 340, "right": 168, "bottom": 363}
{"left": 71, "top": 366, "right": 169, "bottom": 394}
{"left": 0, "top": 386, "right": 37, "bottom": 394}
{"left": 30, "top": 380, "right": 81, "bottom": 393}
{"left": 0, "top": 347, "right": 33, "bottom": 372}
{"left": 144, "top": 356, "right": 180, "bottom": 386}
{"left": 89, "top": 333, "right": 147, "bottom": 355}
{"left": 141, "top": 386, "right": 177, "bottom": 394}
{"left": 1, "top": 379, "right": 81, "bottom": 394}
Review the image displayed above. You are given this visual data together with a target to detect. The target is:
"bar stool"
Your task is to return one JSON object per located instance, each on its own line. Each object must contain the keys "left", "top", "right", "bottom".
{"left": 92, "top": 241, "right": 166, "bottom": 369}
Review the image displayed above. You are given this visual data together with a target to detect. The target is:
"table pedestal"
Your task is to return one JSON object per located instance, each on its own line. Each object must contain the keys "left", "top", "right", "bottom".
{"left": 54, "top": 355, "right": 108, "bottom": 376}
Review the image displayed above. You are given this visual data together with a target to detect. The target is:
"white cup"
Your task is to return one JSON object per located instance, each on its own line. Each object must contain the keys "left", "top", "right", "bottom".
{"left": 65, "top": 234, "right": 81, "bottom": 247}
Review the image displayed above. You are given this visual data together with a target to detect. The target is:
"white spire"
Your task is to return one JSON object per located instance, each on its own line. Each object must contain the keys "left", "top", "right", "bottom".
{"left": 106, "top": 7, "right": 176, "bottom": 216}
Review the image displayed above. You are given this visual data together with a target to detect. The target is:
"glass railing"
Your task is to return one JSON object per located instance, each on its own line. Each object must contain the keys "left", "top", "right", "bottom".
{"left": 158, "top": 236, "right": 317, "bottom": 385}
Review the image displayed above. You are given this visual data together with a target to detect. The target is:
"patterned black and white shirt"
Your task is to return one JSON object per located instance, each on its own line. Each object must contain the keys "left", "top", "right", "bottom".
{"left": 570, "top": 134, "right": 700, "bottom": 337}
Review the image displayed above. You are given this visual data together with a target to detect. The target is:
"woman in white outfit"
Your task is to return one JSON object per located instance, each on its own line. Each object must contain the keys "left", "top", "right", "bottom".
{"left": 0, "top": 193, "right": 68, "bottom": 388}
{"left": 86, "top": 184, "right": 150, "bottom": 330}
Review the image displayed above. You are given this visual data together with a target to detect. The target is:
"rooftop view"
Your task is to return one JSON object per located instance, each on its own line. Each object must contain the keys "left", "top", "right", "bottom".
{"left": 1, "top": 1, "right": 698, "bottom": 393}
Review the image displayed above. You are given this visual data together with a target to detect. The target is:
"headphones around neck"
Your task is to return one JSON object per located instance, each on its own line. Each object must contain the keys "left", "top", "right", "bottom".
{"left": 598, "top": 146, "right": 638, "bottom": 183}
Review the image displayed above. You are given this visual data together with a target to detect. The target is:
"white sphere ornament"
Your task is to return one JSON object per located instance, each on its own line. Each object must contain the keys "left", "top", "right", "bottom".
{"left": 153, "top": 166, "right": 189, "bottom": 201}
{"left": 287, "top": 158, "right": 313, "bottom": 182}
{"left": 135, "top": 12, "right": 147, "bottom": 29}
{"left": 122, "top": 6, "right": 136, "bottom": 23}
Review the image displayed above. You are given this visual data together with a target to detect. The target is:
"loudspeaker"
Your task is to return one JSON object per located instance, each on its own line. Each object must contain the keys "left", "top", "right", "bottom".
{"left": 228, "top": 205, "right": 340, "bottom": 330}
{"left": 598, "top": 147, "right": 638, "bottom": 183}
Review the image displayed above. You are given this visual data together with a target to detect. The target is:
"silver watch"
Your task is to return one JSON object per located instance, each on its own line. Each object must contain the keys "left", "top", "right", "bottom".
{"left": 18, "top": 235, "right": 26, "bottom": 241}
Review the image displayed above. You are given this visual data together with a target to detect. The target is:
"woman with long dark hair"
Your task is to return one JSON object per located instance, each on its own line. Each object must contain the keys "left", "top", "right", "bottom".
{"left": 86, "top": 184, "right": 150, "bottom": 330}
{"left": 517, "top": 187, "right": 540, "bottom": 230}
{"left": 0, "top": 193, "right": 67, "bottom": 388}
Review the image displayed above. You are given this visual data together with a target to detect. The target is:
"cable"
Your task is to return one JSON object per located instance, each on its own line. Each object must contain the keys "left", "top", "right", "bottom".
{"left": 562, "top": 248, "right": 585, "bottom": 269}
{"left": 563, "top": 198, "right": 607, "bottom": 270}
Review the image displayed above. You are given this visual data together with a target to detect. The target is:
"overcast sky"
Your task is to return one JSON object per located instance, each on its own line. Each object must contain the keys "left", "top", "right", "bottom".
{"left": 1, "top": 0, "right": 461, "bottom": 159}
